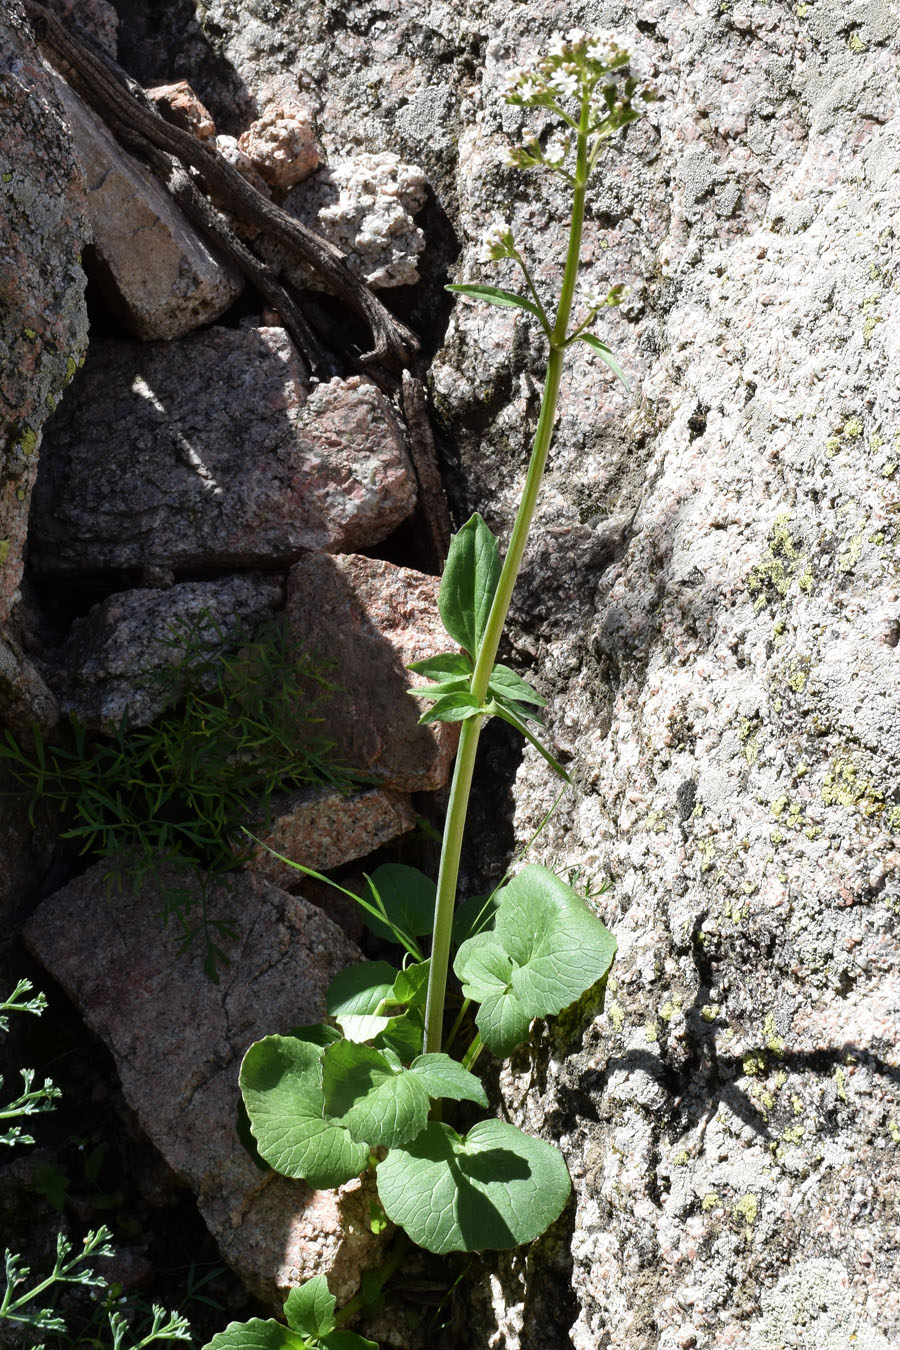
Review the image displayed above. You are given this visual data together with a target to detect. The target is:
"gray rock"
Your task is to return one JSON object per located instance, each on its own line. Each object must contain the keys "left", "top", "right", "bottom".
{"left": 49, "top": 574, "right": 284, "bottom": 730}
{"left": 284, "top": 552, "right": 457, "bottom": 792}
{"left": 0, "top": 1, "right": 88, "bottom": 627}
{"left": 23, "top": 861, "right": 385, "bottom": 1305}
{"left": 52, "top": 73, "right": 243, "bottom": 341}
{"left": 29, "top": 327, "right": 417, "bottom": 575}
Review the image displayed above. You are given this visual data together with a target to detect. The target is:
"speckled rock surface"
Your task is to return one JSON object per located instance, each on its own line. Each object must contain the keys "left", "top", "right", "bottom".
{"left": 43, "top": 0, "right": 900, "bottom": 1344}
{"left": 0, "top": 0, "right": 88, "bottom": 628}
{"left": 284, "top": 552, "right": 458, "bottom": 792}
{"left": 23, "top": 861, "right": 385, "bottom": 1306}
{"left": 47, "top": 574, "right": 284, "bottom": 730}
{"left": 425, "top": 3, "right": 900, "bottom": 1348}
{"left": 251, "top": 786, "right": 416, "bottom": 887}
{"left": 29, "top": 327, "right": 417, "bottom": 575}
{"left": 238, "top": 99, "right": 319, "bottom": 189}
{"left": 280, "top": 152, "right": 428, "bottom": 290}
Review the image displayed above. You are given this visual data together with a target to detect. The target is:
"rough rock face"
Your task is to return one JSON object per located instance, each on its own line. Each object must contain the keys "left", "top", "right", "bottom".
{"left": 284, "top": 552, "right": 458, "bottom": 792}
{"left": 252, "top": 786, "right": 416, "bottom": 887}
{"left": 52, "top": 74, "right": 243, "bottom": 341}
{"left": 23, "top": 862, "right": 385, "bottom": 1305}
{"left": 281, "top": 152, "right": 428, "bottom": 290}
{"left": 47, "top": 574, "right": 285, "bottom": 729}
{"left": 0, "top": 0, "right": 89, "bottom": 627}
{"left": 29, "top": 327, "right": 417, "bottom": 575}
{"left": 134, "top": 0, "right": 900, "bottom": 1344}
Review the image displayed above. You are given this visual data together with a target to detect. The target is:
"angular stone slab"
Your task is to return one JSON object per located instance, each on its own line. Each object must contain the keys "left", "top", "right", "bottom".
{"left": 251, "top": 786, "right": 416, "bottom": 888}
{"left": 29, "top": 328, "right": 417, "bottom": 576}
{"left": 52, "top": 74, "right": 242, "bottom": 340}
{"left": 23, "top": 861, "right": 384, "bottom": 1304}
{"left": 48, "top": 574, "right": 284, "bottom": 730}
{"left": 284, "top": 553, "right": 458, "bottom": 792}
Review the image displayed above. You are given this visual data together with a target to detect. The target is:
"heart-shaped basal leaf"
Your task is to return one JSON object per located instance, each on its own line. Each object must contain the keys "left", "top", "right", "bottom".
{"left": 326, "top": 962, "right": 398, "bottom": 1041}
{"left": 240, "top": 1036, "right": 368, "bottom": 1188}
{"left": 377, "top": 1119, "right": 571, "bottom": 1254}
{"left": 361, "top": 865, "right": 436, "bottom": 947}
{"left": 438, "top": 514, "right": 501, "bottom": 659}
{"left": 283, "top": 1276, "right": 336, "bottom": 1338}
{"left": 454, "top": 865, "right": 617, "bottom": 1057}
{"left": 322, "top": 1043, "right": 487, "bottom": 1148}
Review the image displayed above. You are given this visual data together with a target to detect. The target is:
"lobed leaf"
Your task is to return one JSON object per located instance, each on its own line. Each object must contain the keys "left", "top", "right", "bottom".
{"left": 322, "top": 1040, "right": 430, "bottom": 1148}
{"left": 454, "top": 865, "right": 616, "bottom": 1057}
{"left": 377, "top": 1119, "right": 571, "bottom": 1254}
{"left": 239, "top": 1036, "right": 368, "bottom": 1188}
{"left": 438, "top": 514, "right": 501, "bottom": 660}
{"left": 284, "top": 1276, "right": 336, "bottom": 1338}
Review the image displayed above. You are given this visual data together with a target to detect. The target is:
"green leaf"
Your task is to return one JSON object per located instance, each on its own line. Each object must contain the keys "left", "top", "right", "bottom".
{"left": 390, "top": 960, "right": 430, "bottom": 1007}
{"left": 288, "top": 1023, "right": 344, "bottom": 1048}
{"left": 284, "top": 1276, "right": 336, "bottom": 1337}
{"left": 322, "top": 1333, "right": 379, "bottom": 1350}
{"left": 361, "top": 865, "right": 435, "bottom": 947}
{"left": 373, "top": 1006, "right": 426, "bottom": 1061}
{"left": 377, "top": 1119, "right": 571, "bottom": 1254}
{"left": 322, "top": 1040, "right": 430, "bottom": 1148}
{"left": 487, "top": 664, "right": 547, "bottom": 709}
{"left": 418, "top": 692, "right": 484, "bottom": 724}
{"left": 489, "top": 703, "right": 570, "bottom": 781}
{"left": 327, "top": 962, "right": 398, "bottom": 1041}
{"left": 203, "top": 1318, "right": 308, "bottom": 1350}
{"left": 407, "top": 653, "right": 473, "bottom": 680}
{"left": 438, "top": 514, "right": 501, "bottom": 659}
{"left": 452, "top": 892, "right": 499, "bottom": 945}
{"left": 445, "top": 283, "right": 546, "bottom": 327}
{"left": 240, "top": 1036, "right": 368, "bottom": 1188}
{"left": 454, "top": 865, "right": 617, "bottom": 1057}
{"left": 408, "top": 678, "right": 471, "bottom": 701}
{"left": 407, "top": 1054, "right": 488, "bottom": 1108}
{"left": 575, "top": 334, "right": 630, "bottom": 390}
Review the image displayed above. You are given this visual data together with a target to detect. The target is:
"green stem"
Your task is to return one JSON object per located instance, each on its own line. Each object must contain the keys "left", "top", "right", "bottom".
{"left": 333, "top": 1233, "right": 409, "bottom": 1327}
{"left": 422, "top": 94, "right": 593, "bottom": 1056}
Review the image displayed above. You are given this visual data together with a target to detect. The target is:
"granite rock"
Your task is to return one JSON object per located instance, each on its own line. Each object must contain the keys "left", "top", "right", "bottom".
{"left": 251, "top": 786, "right": 416, "bottom": 888}
{"left": 23, "top": 861, "right": 384, "bottom": 1305}
{"left": 284, "top": 552, "right": 457, "bottom": 793}
{"left": 280, "top": 152, "right": 428, "bottom": 290}
{"left": 0, "top": 0, "right": 88, "bottom": 628}
{"left": 238, "top": 99, "right": 319, "bottom": 189}
{"left": 47, "top": 574, "right": 284, "bottom": 730}
{"left": 52, "top": 73, "right": 243, "bottom": 341}
{"left": 29, "top": 327, "right": 417, "bottom": 576}
{"left": 146, "top": 80, "right": 217, "bottom": 141}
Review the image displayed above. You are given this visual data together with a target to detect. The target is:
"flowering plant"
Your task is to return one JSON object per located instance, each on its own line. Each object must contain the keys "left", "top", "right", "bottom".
{"left": 205, "top": 31, "right": 653, "bottom": 1349}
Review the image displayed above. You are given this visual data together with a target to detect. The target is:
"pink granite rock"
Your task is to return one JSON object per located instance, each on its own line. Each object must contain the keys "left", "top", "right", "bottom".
{"left": 284, "top": 553, "right": 458, "bottom": 792}
{"left": 23, "top": 861, "right": 384, "bottom": 1304}
{"left": 146, "top": 80, "right": 216, "bottom": 141}
{"left": 29, "top": 328, "right": 417, "bottom": 576}
{"left": 251, "top": 786, "right": 416, "bottom": 888}
{"left": 52, "top": 73, "right": 243, "bottom": 341}
{"left": 238, "top": 100, "right": 319, "bottom": 189}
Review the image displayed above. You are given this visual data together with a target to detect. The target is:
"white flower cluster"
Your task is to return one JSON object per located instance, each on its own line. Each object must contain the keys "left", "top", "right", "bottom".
{"left": 501, "top": 27, "right": 629, "bottom": 110}
{"left": 479, "top": 219, "right": 516, "bottom": 262}
{"left": 581, "top": 281, "right": 627, "bottom": 311}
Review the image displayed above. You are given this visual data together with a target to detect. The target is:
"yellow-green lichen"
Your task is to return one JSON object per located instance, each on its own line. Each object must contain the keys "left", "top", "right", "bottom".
{"left": 781, "top": 1124, "right": 804, "bottom": 1144}
{"left": 0, "top": 539, "right": 9, "bottom": 566}
{"left": 673, "top": 1149, "right": 690, "bottom": 1166}
{"left": 848, "top": 31, "right": 867, "bottom": 51}
{"left": 837, "top": 532, "right": 864, "bottom": 573}
{"left": 18, "top": 429, "right": 37, "bottom": 458}
{"left": 701, "top": 1004, "right": 720, "bottom": 1023}
{"left": 763, "top": 1013, "right": 785, "bottom": 1054}
{"left": 702, "top": 1192, "right": 720, "bottom": 1211}
{"left": 833, "top": 1066, "right": 848, "bottom": 1103}
{"left": 743, "top": 1051, "right": 766, "bottom": 1077}
{"left": 23, "top": 327, "right": 37, "bottom": 340}
{"left": 607, "top": 1000, "right": 625, "bottom": 1031}
{"left": 733, "top": 1194, "right": 759, "bottom": 1236}
{"left": 821, "top": 757, "right": 886, "bottom": 819}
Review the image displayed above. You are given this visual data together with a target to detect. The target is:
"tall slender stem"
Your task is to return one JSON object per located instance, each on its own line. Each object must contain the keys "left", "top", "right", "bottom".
{"left": 423, "top": 95, "right": 593, "bottom": 1055}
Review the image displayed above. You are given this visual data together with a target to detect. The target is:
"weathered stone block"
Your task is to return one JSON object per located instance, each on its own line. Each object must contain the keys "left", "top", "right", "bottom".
{"left": 23, "top": 861, "right": 383, "bottom": 1305}
{"left": 29, "top": 328, "right": 417, "bottom": 576}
